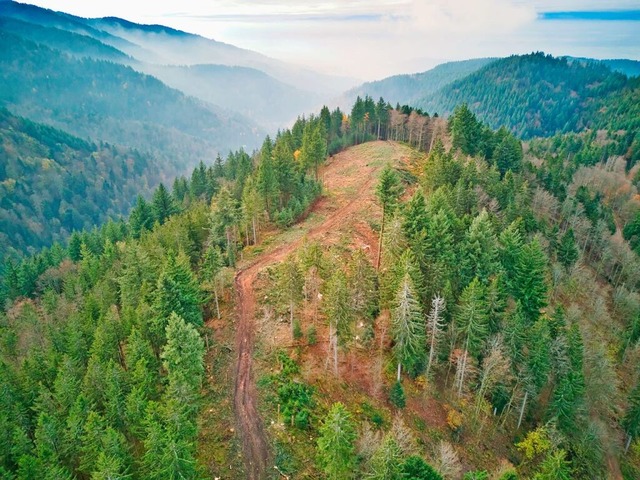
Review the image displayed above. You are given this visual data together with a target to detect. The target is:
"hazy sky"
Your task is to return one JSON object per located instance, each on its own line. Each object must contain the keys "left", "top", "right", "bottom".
{"left": 22, "top": 0, "right": 640, "bottom": 79}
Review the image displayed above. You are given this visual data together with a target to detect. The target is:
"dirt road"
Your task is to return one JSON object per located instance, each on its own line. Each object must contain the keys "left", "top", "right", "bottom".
{"left": 232, "top": 141, "right": 410, "bottom": 479}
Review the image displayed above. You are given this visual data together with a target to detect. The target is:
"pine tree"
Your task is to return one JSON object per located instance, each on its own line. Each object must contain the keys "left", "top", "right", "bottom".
{"left": 256, "top": 136, "right": 278, "bottom": 219}
{"left": 557, "top": 228, "right": 578, "bottom": 269}
{"left": 151, "top": 183, "right": 178, "bottom": 225}
{"left": 153, "top": 251, "right": 203, "bottom": 346}
{"left": 323, "top": 269, "right": 354, "bottom": 375}
{"left": 392, "top": 274, "right": 426, "bottom": 380}
{"left": 276, "top": 254, "right": 304, "bottom": 340}
{"left": 401, "top": 455, "right": 443, "bottom": 480}
{"left": 201, "top": 243, "right": 223, "bottom": 319}
{"left": 624, "top": 378, "right": 640, "bottom": 451}
{"left": 316, "top": 403, "right": 357, "bottom": 480}
{"left": 454, "top": 278, "right": 489, "bottom": 395}
{"left": 426, "top": 295, "right": 446, "bottom": 378}
{"left": 367, "top": 434, "right": 402, "bottom": 480}
{"left": 376, "top": 165, "right": 404, "bottom": 269}
{"left": 161, "top": 313, "right": 205, "bottom": 410}
{"left": 348, "top": 248, "right": 378, "bottom": 322}
{"left": 461, "top": 210, "right": 499, "bottom": 286}
{"left": 129, "top": 195, "right": 155, "bottom": 239}
{"left": 512, "top": 237, "right": 548, "bottom": 322}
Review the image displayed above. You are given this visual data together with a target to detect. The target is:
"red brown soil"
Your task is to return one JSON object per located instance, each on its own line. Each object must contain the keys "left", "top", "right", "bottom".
{"left": 230, "top": 141, "right": 411, "bottom": 479}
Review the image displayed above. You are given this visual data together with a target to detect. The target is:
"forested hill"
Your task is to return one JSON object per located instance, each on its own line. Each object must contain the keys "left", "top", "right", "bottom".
{"left": 343, "top": 58, "right": 494, "bottom": 109}
{"left": 0, "top": 108, "right": 166, "bottom": 260}
{"left": 418, "top": 52, "right": 635, "bottom": 139}
{"left": 0, "top": 29, "right": 263, "bottom": 167}
{"left": 3, "top": 97, "right": 640, "bottom": 479}
{"left": 0, "top": 1, "right": 353, "bottom": 131}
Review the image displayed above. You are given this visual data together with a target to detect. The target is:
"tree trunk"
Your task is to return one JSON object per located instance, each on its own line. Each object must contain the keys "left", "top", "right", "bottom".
{"left": 376, "top": 206, "right": 385, "bottom": 270}
{"left": 290, "top": 299, "right": 295, "bottom": 340}
{"left": 517, "top": 391, "right": 528, "bottom": 429}
{"left": 397, "top": 362, "right": 402, "bottom": 382}
{"left": 252, "top": 216, "right": 257, "bottom": 245}
{"left": 214, "top": 287, "right": 220, "bottom": 320}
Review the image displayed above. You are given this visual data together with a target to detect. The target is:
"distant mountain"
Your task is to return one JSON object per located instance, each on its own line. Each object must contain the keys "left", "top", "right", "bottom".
{"left": 567, "top": 57, "right": 640, "bottom": 78}
{"left": 84, "top": 16, "right": 357, "bottom": 97}
{"left": 0, "top": 2, "right": 353, "bottom": 131}
{"left": 142, "top": 64, "right": 321, "bottom": 131}
{"left": 0, "top": 29, "right": 262, "bottom": 167}
{"left": 343, "top": 58, "right": 495, "bottom": 109}
{"left": 0, "top": 107, "right": 166, "bottom": 259}
{"left": 418, "top": 52, "right": 633, "bottom": 138}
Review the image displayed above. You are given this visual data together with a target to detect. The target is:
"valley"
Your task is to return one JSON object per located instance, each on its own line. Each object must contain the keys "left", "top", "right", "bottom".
{"left": 1, "top": 1, "right": 640, "bottom": 479}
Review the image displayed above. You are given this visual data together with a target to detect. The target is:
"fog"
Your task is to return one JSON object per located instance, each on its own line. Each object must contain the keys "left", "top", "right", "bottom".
{"left": 22, "top": 0, "right": 640, "bottom": 79}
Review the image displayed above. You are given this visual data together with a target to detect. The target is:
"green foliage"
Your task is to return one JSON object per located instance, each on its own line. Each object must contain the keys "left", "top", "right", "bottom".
{"left": 389, "top": 381, "right": 406, "bottom": 409}
{"left": 557, "top": 228, "right": 578, "bottom": 269}
{"left": 533, "top": 449, "right": 572, "bottom": 480}
{"left": 392, "top": 274, "right": 426, "bottom": 378}
{"left": 463, "top": 471, "right": 489, "bottom": 480}
{"left": 401, "top": 455, "right": 443, "bottom": 480}
{"left": 510, "top": 238, "right": 548, "bottom": 322}
{"left": 377, "top": 165, "right": 405, "bottom": 217}
{"left": 422, "top": 52, "right": 632, "bottom": 139}
{"left": 317, "top": 403, "right": 357, "bottom": 480}
{"left": 367, "top": 434, "right": 403, "bottom": 480}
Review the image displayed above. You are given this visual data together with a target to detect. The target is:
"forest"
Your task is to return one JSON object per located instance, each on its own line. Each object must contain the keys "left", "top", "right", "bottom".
{"left": 1, "top": 93, "right": 640, "bottom": 479}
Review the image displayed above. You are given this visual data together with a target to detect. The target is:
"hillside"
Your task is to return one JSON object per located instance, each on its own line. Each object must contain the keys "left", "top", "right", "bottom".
{"left": 418, "top": 52, "right": 633, "bottom": 138}
{"left": 3, "top": 99, "right": 640, "bottom": 479}
{"left": 344, "top": 58, "right": 495, "bottom": 109}
{"left": 0, "top": 1, "right": 353, "bottom": 132}
{"left": 0, "top": 29, "right": 262, "bottom": 167}
{"left": 0, "top": 108, "right": 167, "bottom": 260}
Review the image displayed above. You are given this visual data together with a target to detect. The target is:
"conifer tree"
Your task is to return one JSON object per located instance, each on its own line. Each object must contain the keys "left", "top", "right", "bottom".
{"left": 376, "top": 165, "right": 404, "bottom": 269}
{"left": 323, "top": 269, "right": 354, "bottom": 375}
{"left": 153, "top": 251, "right": 203, "bottom": 346}
{"left": 557, "top": 228, "right": 578, "bottom": 269}
{"left": 202, "top": 242, "right": 224, "bottom": 318}
{"left": 257, "top": 136, "right": 278, "bottom": 219}
{"left": 129, "top": 195, "right": 154, "bottom": 239}
{"left": 276, "top": 254, "right": 304, "bottom": 340}
{"left": 512, "top": 237, "right": 548, "bottom": 322}
{"left": 152, "top": 183, "right": 178, "bottom": 225}
{"left": 426, "top": 295, "right": 446, "bottom": 378}
{"left": 161, "top": 313, "right": 205, "bottom": 410}
{"left": 461, "top": 210, "right": 499, "bottom": 286}
{"left": 624, "top": 378, "right": 640, "bottom": 451}
{"left": 367, "top": 434, "right": 403, "bottom": 480}
{"left": 392, "top": 274, "right": 426, "bottom": 380}
{"left": 316, "top": 402, "right": 357, "bottom": 480}
{"left": 454, "top": 278, "right": 489, "bottom": 395}
{"left": 348, "top": 248, "right": 379, "bottom": 323}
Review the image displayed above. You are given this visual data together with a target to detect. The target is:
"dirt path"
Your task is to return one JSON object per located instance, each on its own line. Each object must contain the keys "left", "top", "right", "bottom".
{"left": 231, "top": 141, "right": 411, "bottom": 479}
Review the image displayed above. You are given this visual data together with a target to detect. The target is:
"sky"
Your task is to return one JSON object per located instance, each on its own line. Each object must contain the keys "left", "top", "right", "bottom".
{"left": 22, "top": 0, "right": 640, "bottom": 80}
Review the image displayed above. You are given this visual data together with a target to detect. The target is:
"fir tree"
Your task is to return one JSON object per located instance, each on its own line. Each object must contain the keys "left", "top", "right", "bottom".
{"left": 316, "top": 403, "right": 357, "bottom": 480}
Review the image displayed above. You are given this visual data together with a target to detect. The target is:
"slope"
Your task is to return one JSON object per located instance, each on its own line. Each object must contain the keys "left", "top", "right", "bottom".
{"left": 0, "top": 29, "right": 263, "bottom": 167}
{"left": 227, "top": 141, "right": 412, "bottom": 479}
{"left": 418, "top": 52, "right": 632, "bottom": 138}
{"left": 0, "top": 107, "right": 166, "bottom": 260}
{"left": 343, "top": 58, "right": 495, "bottom": 109}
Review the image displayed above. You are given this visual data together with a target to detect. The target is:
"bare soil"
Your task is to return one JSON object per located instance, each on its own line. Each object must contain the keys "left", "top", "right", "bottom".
{"left": 230, "top": 141, "right": 412, "bottom": 479}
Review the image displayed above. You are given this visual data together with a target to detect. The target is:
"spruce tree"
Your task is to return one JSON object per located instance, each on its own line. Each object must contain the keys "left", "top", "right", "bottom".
{"left": 151, "top": 183, "right": 178, "bottom": 225}
{"left": 392, "top": 274, "right": 426, "bottom": 380}
{"left": 376, "top": 165, "right": 404, "bottom": 269}
{"left": 557, "top": 228, "right": 578, "bottom": 269}
{"left": 511, "top": 238, "right": 548, "bottom": 322}
{"left": 316, "top": 403, "right": 357, "bottom": 480}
